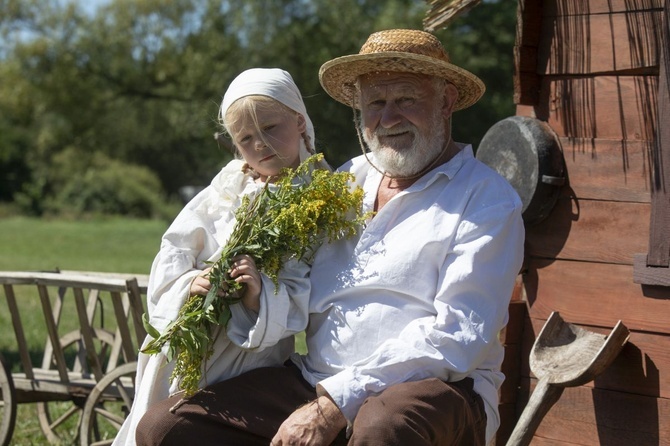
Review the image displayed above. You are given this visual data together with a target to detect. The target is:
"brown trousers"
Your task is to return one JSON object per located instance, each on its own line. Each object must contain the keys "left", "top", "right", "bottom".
{"left": 135, "top": 363, "right": 486, "bottom": 446}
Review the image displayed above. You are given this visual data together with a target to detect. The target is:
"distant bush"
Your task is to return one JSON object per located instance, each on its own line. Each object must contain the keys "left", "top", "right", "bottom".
{"left": 15, "top": 147, "right": 180, "bottom": 220}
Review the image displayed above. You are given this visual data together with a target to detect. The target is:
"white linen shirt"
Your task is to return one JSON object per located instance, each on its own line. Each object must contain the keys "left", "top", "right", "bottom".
{"left": 114, "top": 159, "right": 310, "bottom": 446}
{"left": 291, "top": 145, "right": 524, "bottom": 444}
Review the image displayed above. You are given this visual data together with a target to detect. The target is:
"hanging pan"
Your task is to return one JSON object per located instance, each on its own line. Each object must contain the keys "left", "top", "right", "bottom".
{"left": 476, "top": 116, "right": 565, "bottom": 226}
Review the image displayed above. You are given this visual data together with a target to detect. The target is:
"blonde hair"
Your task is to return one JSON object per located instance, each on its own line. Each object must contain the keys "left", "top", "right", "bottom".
{"left": 219, "top": 95, "right": 315, "bottom": 159}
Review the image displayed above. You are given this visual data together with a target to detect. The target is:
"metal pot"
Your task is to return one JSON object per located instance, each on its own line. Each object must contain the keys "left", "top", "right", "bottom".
{"left": 476, "top": 116, "right": 565, "bottom": 226}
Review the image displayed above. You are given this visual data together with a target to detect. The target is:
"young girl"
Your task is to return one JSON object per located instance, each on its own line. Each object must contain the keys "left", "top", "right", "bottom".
{"left": 113, "top": 68, "right": 326, "bottom": 446}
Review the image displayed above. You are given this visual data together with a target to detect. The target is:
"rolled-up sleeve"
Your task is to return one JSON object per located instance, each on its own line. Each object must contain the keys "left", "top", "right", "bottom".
{"left": 227, "top": 258, "right": 310, "bottom": 350}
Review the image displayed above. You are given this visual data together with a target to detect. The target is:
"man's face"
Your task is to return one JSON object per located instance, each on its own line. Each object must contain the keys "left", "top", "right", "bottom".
{"left": 358, "top": 72, "right": 448, "bottom": 177}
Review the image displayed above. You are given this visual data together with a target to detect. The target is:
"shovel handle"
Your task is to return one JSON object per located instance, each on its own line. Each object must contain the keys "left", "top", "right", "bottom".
{"left": 505, "top": 378, "right": 564, "bottom": 446}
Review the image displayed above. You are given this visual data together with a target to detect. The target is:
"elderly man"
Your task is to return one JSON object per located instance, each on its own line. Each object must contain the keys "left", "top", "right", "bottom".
{"left": 135, "top": 29, "right": 524, "bottom": 446}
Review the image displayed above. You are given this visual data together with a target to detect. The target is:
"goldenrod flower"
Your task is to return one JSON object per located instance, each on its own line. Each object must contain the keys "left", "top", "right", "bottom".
{"left": 142, "top": 154, "right": 369, "bottom": 396}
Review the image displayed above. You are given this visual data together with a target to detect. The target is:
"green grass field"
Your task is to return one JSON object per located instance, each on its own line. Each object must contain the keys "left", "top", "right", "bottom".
{"left": 0, "top": 216, "right": 167, "bottom": 273}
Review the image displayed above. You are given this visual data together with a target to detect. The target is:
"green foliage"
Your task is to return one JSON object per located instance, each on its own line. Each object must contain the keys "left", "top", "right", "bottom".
{"left": 51, "top": 152, "right": 173, "bottom": 219}
{"left": 434, "top": 0, "right": 518, "bottom": 150}
{"left": 142, "top": 154, "right": 370, "bottom": 396}
{"left": 13, "top": 147, "right": 179, "bottom": 219}
{"left": 0, "top": 0, "right": 517, "bottom": 214}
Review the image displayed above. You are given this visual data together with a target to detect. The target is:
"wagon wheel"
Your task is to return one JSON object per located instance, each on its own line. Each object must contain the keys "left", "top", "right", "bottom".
{"left": 37, "top": 328, "right": 116, "bottom": 444}
{"left": 0, "top": 354, "right": 17, "bottom": 446}
{"left": 80, "top": 362, "right": 136, "bottom": 446}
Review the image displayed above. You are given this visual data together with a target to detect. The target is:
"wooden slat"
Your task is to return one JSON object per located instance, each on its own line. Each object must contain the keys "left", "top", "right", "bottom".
{"left": 514, "top": 44, "right": 538, "bottom": 74}
{"left": 498, "top": 283, "right": 527, "bottom": 422}
{"left": 538, "top": 11, "right": 661, "bottom": 75}
{"left": 552, "top": 137, "right": 652, "bottom": 203}
{"left": 520, "top": 437, "right": 583, "bottom": 446}
{"left": 500, "top": 343, "right": 522, "bottom": 404}
{"left": 524, "top": 258, "right": 670, "bottom": 333}
{"left": 501, "top": 298, "right": 527, "bottom": 344}
{"left": 514, "top": 70, "right": 541, "bottom": 105}
{"left": 534, "top": 75, "right": 658, "bottom": 140}
{"left": 37, "top": 284, "right": 70, "bottom": 384}
{"left": 3, "top": 284, "right": 34, "bottom": 380}
{"left": 126, "top": 278, "right": 148, "bottom": 345}
{"left": 525, "top": 199, "right": 650, "bottom": 264}
{"left": 514, "top": 0, "right": 543, "bottom": 105}
{"left": 522, "top": 381, "right": 670, "bottom": 445}
{"left": 634, "top": 253, "right": 670, "bottom": 285}
{"left": 41, "top": 285, "right": 67, "bottom": 370}
{"left": 0, "top": 271, "right": 130, "bottom": 291}
{"left": 59, "top": 270, "right": 150, "bottom": 294}
{"left": 643, "top": 0, "right": 670, "bottom": 268}
{"left": 544, "top": 0, "right": 664, "bottom": 16}
{"left": 495, "top": 402, "right": 517, "bottom": 445}
{"left": 72, "top": 287, "right": 104, "bottom": 382}
{"left": 516, "top": 0, "right": 542, "bottom": 46}
{"left": 522, "top": 317, "right": 670, "bottom": 399}
{"left": 111, "top": 291, "right": 136, "bottom": 363}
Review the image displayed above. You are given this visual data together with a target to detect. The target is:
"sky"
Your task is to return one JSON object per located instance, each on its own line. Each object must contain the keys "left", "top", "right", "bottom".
{"left": 69, "top": 0, "right": 111, "bottom": 15}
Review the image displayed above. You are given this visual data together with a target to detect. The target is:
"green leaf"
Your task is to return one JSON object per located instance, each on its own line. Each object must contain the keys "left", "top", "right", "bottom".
{"left": 140, "top": 340, "right": 161, "bottom": 355}
{"left": 166, "top": 344, "right": 175, "bottom": 362}
{"left": 218, "top": 305, "right": 232, "bottom": 326}
{"left": 142, "top": 313, "right": 161, "bottom": 339}
{"left": 203, "top": 286, "right": 218, "bottom": 310}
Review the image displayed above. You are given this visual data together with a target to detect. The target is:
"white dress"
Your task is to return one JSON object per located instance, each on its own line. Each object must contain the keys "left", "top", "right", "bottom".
{"left": 113, "top": 159, "right": 311, "bottom": 446}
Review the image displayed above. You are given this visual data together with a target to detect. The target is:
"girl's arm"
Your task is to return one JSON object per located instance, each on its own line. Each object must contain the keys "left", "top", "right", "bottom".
{"left": 226, "top": 257, "right": 310, "bottom": 350}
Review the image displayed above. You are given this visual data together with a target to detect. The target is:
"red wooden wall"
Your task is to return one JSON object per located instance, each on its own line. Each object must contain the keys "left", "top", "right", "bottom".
{"left": 499, "top": 0, "right": 670, "bottom": 444}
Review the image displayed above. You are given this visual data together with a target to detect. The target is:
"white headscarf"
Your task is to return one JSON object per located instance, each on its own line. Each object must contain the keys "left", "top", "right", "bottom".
{"left": 220, "top": 68, "right": 317, "bottom": 164}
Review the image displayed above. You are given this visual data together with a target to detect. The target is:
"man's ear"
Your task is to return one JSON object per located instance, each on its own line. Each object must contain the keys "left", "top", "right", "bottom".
{"left": 441, "top": 83, "right": 459, "bottom": 118}
{"left": 296, "top": 114, "right": 307, "bottom": 133}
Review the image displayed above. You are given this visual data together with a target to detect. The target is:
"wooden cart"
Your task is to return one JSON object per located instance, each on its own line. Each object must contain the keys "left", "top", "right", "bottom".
{"left": 0, "top": 271, "right": 149, "bottom": 446}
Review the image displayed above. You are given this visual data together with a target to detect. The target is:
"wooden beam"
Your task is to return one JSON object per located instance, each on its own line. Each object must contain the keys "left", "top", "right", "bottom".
{"left": 514, "top": 0, "right": 543, "bottom": 105}
{"left": 525, "top": 199, "right": 650, "bottom": 264}
{"left": 635, "top": 0, "right": 670, "bottom": 285}
{"left": 524, "top": 258, "right": 670, "bottom": 333}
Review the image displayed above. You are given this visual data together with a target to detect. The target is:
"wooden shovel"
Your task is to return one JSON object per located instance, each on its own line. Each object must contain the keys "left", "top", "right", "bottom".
{"left": 506, "top": 312, "right": 630, "bottom": 446}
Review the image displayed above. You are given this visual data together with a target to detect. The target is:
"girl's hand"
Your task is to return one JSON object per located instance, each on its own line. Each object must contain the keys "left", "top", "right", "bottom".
{"left": 229, "top": 254, "right": 262, "bottom": 312}
{"left": 190, "top": 267, "right": 220, "bottom": 297}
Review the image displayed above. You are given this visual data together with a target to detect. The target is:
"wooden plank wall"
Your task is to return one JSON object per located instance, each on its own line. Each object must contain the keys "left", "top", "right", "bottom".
{"left": 509, "top": 0, "right": 669, "bottom": 444}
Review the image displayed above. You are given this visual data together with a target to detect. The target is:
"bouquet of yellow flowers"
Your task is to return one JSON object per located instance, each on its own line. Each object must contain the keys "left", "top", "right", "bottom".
{"left": 142, "top": 154, "right": 369, "bottom": 396}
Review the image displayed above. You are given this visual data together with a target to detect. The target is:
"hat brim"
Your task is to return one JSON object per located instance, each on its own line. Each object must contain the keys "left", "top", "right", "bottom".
{"left": 319, "top": 52, "right": 485, "bottom": 111}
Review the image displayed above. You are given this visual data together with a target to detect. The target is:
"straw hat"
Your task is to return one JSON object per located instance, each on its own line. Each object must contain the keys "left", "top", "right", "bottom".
{"left": 319, "top": 29, "right": 485, "bottom": 111}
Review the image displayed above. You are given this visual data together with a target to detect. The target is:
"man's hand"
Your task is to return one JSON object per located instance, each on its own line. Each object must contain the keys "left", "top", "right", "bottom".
{"left": 271, "top": 395, "right": 347, "bottom": 446}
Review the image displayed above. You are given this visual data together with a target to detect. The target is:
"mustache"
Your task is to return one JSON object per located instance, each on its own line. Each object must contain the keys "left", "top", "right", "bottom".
{"left": 372, "top": 125, "right": 416, "bottom": 138}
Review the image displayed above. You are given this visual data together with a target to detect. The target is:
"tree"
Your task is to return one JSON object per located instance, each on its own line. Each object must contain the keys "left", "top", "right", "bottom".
{"left": 435, "top": 0, "right": 518, "bottom": 150}
{"left": 0, "top": 0, "right": 516, "bottom": 216}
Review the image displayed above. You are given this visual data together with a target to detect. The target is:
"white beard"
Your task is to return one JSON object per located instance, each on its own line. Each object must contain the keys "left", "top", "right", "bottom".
{"left": 361, "top": 107, "right": 446, "bottom": 177}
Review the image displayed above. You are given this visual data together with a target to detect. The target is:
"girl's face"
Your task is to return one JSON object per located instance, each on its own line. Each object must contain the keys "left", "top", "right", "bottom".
{"left": 229, "top": 106, "right": 306, "bottom": 182}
